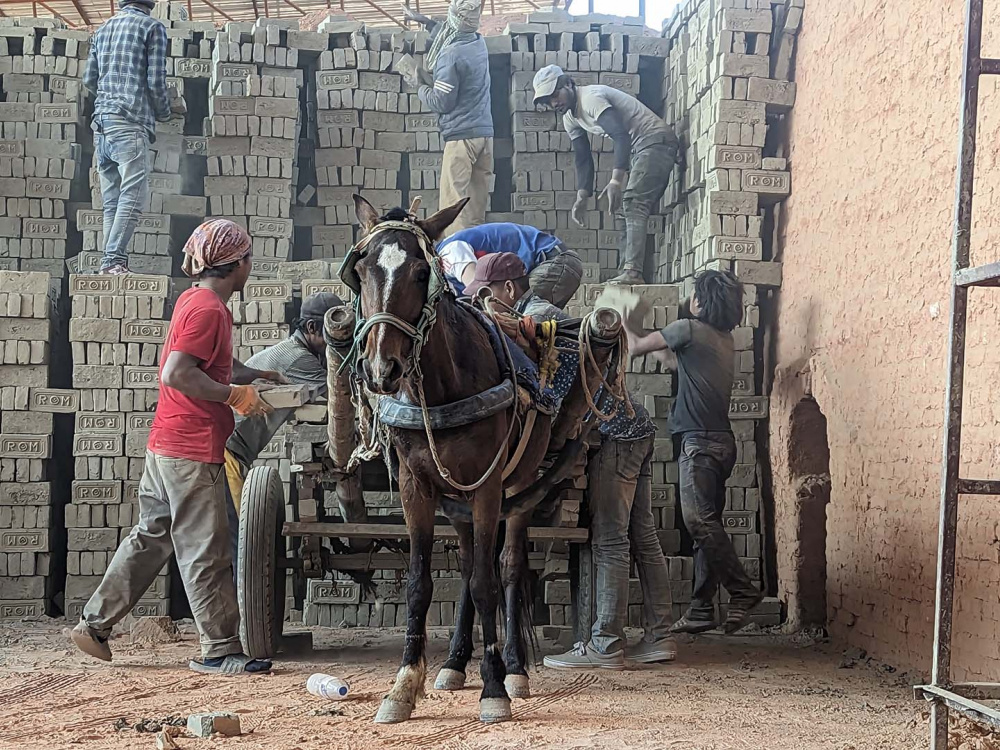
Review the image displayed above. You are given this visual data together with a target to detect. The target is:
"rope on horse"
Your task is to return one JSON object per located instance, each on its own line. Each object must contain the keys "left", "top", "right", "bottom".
{"left": 577, "top": 314, "right": 634, "bottom": 422}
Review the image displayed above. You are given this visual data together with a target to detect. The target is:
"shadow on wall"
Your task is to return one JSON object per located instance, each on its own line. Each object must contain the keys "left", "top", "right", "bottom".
{"left": 787, "top": 397, "right": 831, "bottom": 630}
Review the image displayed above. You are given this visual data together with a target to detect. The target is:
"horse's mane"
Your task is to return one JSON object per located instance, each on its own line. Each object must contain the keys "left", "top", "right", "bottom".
{"left": 379, "top": 207, "right": 411, "bottom": 222}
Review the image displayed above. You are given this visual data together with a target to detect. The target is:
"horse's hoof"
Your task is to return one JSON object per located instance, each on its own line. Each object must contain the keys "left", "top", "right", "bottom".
{"left": 434, "top": 668, "right": 466, "bottom": 691}
{"left": 480, "top": 697, "right": 512, "bottom": 724}
{"left": 374, "top": 699, "right": 414, "bottom": 724}
{"left": 504, "top": 674, "right": 530, "bottom": 699}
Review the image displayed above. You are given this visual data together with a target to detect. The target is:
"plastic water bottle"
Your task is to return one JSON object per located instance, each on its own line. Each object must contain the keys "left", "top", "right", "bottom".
{"left": 307, "top": 673, "right": 350, "bottom": 700}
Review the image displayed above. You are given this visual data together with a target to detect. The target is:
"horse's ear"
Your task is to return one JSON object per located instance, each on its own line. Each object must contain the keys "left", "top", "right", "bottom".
{"left": 353, "top": 194, "right": 380, "bottom": 235}
{"left": 419, "top": 198, "right": 470, "bottom": 241}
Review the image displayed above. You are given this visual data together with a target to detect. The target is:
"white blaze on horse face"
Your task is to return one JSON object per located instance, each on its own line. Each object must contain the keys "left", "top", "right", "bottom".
{"left": 373, "top": 242, "right": 408, "bottom": 379}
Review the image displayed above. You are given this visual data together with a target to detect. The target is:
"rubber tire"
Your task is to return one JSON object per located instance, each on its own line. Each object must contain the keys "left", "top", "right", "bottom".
{"left": 237, "top": 465, "right": 286, "bottom": 660}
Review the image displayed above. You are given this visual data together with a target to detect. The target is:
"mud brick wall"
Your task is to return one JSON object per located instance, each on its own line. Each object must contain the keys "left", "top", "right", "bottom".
{"left": 63, "top": 273, "right": 172, "bottom": 620}
{"left": 0, "top": 270, "right": 58, "bottom": 616}
{"left": 0, "top": 21, "right": 87, "bottom": 280}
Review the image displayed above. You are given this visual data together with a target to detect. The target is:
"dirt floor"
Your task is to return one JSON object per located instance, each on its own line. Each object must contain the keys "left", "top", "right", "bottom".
{"left": 0, "top": 619, "right": 987, "bottom": 750}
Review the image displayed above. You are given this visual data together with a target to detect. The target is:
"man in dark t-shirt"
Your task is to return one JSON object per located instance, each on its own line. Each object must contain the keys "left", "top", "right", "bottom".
{"left": 626, "top": 269, "right": 762, "bottom": 635}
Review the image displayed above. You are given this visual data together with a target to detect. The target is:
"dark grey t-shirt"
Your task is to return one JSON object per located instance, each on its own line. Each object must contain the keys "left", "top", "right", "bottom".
{"left": 659, "top": 319, "right": 734, "bottom": 434}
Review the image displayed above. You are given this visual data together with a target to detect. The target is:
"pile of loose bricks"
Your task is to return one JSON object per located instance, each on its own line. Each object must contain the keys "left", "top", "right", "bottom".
{"left": 0, "top": 0, "right": 800, "bottom": 633}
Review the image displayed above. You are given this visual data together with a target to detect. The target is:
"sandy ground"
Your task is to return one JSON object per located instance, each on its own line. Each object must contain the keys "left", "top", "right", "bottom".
{"left": 0, "top": 619, "right": 985, "bottom": 750}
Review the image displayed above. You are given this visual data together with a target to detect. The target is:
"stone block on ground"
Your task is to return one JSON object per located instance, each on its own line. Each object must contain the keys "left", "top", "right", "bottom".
{"left": 187, "top": 711, "right": 242, "bottom": 738}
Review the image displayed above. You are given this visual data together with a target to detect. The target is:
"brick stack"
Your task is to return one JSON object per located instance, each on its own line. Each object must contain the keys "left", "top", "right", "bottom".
{"left": 205, "top": 19, "right": 300, "bottom": 269}
{"left": 0, "top": 20, "right": 87, "bottom": 282}
{"left": 0, "top": 270, "right": 57, "bottom": 617}
{"left": 64, "top": 273, "right": 172, "bottom": 620}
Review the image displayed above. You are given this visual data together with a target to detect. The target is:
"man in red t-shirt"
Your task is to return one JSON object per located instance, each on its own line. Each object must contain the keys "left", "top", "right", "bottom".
{"left": 71, "top": 219, "right": 283, "bottom": 675}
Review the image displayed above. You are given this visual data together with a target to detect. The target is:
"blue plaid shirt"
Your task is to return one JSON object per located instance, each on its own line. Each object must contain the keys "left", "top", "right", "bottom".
{"left": 84, "top": 6, "right": 171, "bottom": 137}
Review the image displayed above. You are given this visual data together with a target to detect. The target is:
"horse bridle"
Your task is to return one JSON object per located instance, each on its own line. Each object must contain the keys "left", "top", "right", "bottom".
{"left": 337, "top": 218, "right": 448, "bottom": 376}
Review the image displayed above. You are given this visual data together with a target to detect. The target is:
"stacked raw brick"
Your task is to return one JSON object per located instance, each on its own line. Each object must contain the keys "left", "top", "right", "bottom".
{"left": 0, "top": 20, "right": 87, "bottom": 281}
{"left": 205, "top": 19, "right": 300, "bottom": 269}
{"left": 0, "top": 270, "right": 58, "bottom": 616}
{"left": 64, "top": 273, "right": 172, "bottom": 620}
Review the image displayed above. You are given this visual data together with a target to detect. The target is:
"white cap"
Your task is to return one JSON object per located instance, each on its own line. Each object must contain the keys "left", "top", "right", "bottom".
{"left": 532, "top": 65, "right": 565, "bottom": 104}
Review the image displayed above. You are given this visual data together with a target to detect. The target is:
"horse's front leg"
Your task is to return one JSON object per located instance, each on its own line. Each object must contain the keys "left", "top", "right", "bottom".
{"left": 471, "top": 480, "right": 511, "bottom": 723}
{"left": 500, "top": 513, "right": 532, "bottom": 699}
{"left": 435, "top": 520, "right": 475, "bottom": 691}
{"left": 375, "top": 469, "right": 437, "bottom": 724}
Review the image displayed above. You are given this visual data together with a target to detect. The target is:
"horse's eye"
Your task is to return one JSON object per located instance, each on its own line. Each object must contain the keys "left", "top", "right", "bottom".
{"left": 415, "top": 268, "right": 430, "bottom": 283}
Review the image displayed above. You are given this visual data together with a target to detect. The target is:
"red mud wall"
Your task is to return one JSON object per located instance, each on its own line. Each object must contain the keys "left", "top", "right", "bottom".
{"left": 772, "top": 0, "right": 1000, "bottom": 679}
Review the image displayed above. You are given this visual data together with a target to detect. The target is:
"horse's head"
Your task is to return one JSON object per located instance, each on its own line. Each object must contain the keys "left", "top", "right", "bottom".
{"left": 349, "top": 193, "right": 468, "bottom": 395}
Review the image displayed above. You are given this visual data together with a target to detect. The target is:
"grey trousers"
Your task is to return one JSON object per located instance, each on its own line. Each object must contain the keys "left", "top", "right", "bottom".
{"left": 82, "top": 450, "right": 242, "bottom": 659}
{"left": 622, "top": 141, "right": 677, "bottom": 273}
{"left": 530, "top": 247, "right": 584, "bottom": 309}
{"left": 589, "top": 436, "right": 674, "bottom": 654}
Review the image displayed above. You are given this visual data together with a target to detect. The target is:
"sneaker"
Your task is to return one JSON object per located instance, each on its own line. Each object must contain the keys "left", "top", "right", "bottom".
{"left": 626, "top": 637, "right": 678, "bottom": 664}
{"left": 543, "top": 641, "right": 625, "bottom": 670}
{"left": 99, "top": 263, "right": 130, "bottom": 276}
{"left": 607, "top": 269, "right": 645, "bottom": 286}
{"left": 723, "top": 591, "right": 764, "bottom": 634}
{"left": 669, "top": 614, "right": 719, "bottom": 635}
{"left": 70, "top": 620, "right": 112, "bottom": 662}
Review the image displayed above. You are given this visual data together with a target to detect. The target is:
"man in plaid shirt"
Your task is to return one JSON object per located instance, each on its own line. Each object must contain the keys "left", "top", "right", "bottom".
{"left": 83, "top": 0, "right": 171, "bottom": 275}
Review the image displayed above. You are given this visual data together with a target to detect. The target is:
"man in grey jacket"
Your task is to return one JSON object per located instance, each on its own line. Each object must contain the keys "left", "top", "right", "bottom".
{"left": 418, "top": 0, "right": 493, "bottom": 237}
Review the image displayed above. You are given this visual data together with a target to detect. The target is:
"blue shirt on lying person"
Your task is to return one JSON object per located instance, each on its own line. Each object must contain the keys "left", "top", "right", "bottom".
{"left": 437, "top": 223, "right": 566, "bottom": 295}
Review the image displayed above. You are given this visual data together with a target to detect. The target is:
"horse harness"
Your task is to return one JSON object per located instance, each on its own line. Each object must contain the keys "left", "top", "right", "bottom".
{"left": 338, "top": 217, "right": 534, "bottom": 493}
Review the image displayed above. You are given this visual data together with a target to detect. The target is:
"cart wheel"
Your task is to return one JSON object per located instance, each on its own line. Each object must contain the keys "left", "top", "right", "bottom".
{"left": 238, "top": 466, "right": 286, "bottom": 660}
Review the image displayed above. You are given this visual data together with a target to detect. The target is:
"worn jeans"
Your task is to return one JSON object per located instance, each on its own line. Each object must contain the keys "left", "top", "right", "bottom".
{"left": 439, "top": 136, "right": 494, "bottom": 238}
{"left": 529, "top": 246, "right": 584, "bottom": 309}
{"left": 622, "top": 139, "right": 678, "bottom": 273}
{"left": 94, "top": 115, "right": 151, "bottom": 270}
{"left": 589, "top": 436, "right": 674, "bottom": 654}
{"left": 678, "top": 431, "right": 758, "bottom": 620}
{"left": 83, "top": 450, "right": 243, "bottom": 659}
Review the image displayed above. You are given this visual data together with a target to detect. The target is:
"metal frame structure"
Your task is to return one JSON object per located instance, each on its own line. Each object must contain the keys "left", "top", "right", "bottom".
{"left": 914, "top": 0, "right": 1000, "bottom": 745}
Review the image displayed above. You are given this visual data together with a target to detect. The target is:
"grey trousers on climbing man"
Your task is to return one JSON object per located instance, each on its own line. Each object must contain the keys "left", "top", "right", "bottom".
{"left": 621, "top": 134, "right": 679, "bottom": 275}
{"left": 81, "top": 450, "right": 243, "bottom": 660}
{"left": 529, "top": 245, "right": 584, "bottom": 309}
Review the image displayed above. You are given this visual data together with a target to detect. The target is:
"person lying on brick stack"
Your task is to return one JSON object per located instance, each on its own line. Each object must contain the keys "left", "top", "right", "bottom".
{"left": 83, "top": 0, "right": 175, "bottom": 276}
{"left": 222, "top": 292, "right": 344, "bottom": 562}
{"left": 70, "top": 219, "right": 285, "bottom": 675}
{"left": 625, "top": 269, "right": 763, "bottom": 635}
{"left": 437, "top": 222, "right": 584, "bottom": 309}
{"left": 532, "top": 65, "right": 680, "bottom": 287}
{"left": 468, "top": 253, "right": 678, "bottom": 669}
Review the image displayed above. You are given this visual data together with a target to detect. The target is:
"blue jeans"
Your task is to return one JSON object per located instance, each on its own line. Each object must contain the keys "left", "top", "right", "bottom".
{"left": 678, "top": 431, "right": 758, "bottom": 620}
{"left": 589, "top": 435, "right": 674, "bottom": 654}
{"left": 94, "top": 116, "right": 150, "bottom": 270}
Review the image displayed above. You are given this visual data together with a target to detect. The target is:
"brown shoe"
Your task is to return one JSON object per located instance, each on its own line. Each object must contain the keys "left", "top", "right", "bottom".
{"left": 70, "top": 620, "right": 112, "bottom": 661}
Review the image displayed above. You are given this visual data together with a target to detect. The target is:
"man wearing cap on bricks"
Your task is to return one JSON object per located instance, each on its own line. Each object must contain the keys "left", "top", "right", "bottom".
{"left": 83, "top": 0, "right": 173, "bottom": 276}
{"left": 414, "top": 0, "right": 493, "bottom": 237}
{"left": 70, "top": 219, "right": 285, "bottom": 676}
{"left": 532, "top": 65, "right": 679, "bottom": 286}
{"left": 223, "top": 292, "right": 344, "bottom": 560}
{"left": 437, "top": 222, "right": 584, "bottom": 308}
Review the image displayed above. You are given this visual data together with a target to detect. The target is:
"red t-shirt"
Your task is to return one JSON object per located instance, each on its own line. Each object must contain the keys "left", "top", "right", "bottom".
{"left": 148, "top": 287, "right": 234, "bottom": 464}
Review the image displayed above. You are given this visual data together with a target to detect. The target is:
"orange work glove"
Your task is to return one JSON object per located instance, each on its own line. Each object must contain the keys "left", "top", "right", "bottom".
{"left": 226, "top": 385, "right": 273, "bottom": 417}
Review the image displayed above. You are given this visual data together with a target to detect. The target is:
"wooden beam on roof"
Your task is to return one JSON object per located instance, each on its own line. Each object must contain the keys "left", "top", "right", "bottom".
{"left": 199, "top": 0, "right": 233, "bottom": 20}
{"left": 187, "top": 0, "right": 193, "bottom": 17}
{"left": 283, "top": 0, "right": 306, "bottom": 14}
{"left": 37, "top": 0, "right": 75, "bottom": 25}
{"left": 70, "top": 0, "right": 92, "bottom": 25}
{"left": 358, "top": 0, "right": 406, "bottom": 28}
{"left": 251, "top": 0, "right": 259, "bottom": 17}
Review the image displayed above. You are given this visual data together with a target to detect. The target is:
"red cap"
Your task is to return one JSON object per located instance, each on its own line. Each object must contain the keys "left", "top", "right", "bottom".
{"left": 464, "top": 253, "right": 528, "bottom": 297}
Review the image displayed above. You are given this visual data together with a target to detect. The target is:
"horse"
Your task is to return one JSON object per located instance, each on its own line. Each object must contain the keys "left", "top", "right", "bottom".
{"left": 343, "top": 194, "right": 624, "bottom": 724}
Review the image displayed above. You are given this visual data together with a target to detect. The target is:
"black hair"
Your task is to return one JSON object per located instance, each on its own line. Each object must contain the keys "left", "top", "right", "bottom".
{"left": 693, "top": 269, "right": 743, "bottom": 332}
{"left": 555, "top": 74, "right": 575, "bottom": 91}
{"left": 295, "top": 317, "right": 322, "bottom": 335}
{"left": 512, "top": 276, "right": 531, "bottom": 296}
{"left": 381, "top": 207, "right": 411, "bottom": 222}
{"left": 199, "top": 258, "right": 242, "bottom": 279}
